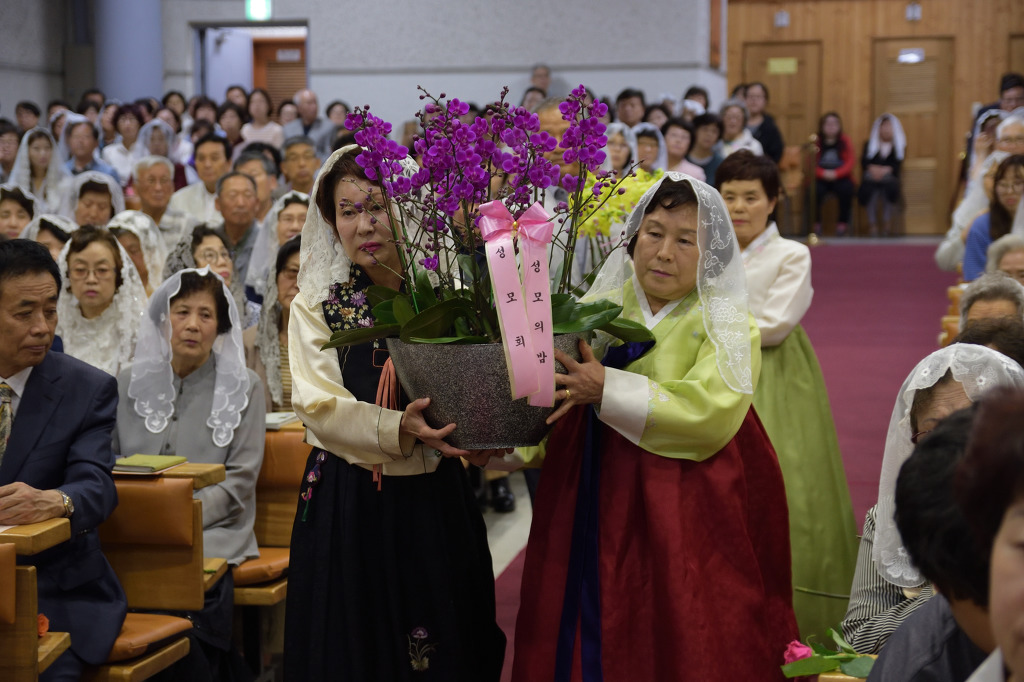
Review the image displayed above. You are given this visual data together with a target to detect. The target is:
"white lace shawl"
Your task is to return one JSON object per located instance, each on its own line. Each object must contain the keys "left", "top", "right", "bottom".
{"left": 108, "top": 209, "right": 168, "bottom": 292}
{"left": 586, "top": 171, "right": 753, "bottom": 394}
{"left": 866, "top": 113, "right": 907, "bottom": 161}
{"left": 138, "top": 118, "right": 177, "bottom": 160}
{"left": 54, "top": 235, "right": 148, "bottom": 376}
{"left": 873, "top": 343, "right": 1024, "bottom": 588}
{"left": 128, "top": 267, "right": 250, "bottom": 448}
{"left": 9, "top": 127, "right": 72, "bottom": 214}
{"left": 59, "top": 170, "right": 125, "bottom": 223}
{"left": 246, "top": 190, "right": 308, "bottom": 298}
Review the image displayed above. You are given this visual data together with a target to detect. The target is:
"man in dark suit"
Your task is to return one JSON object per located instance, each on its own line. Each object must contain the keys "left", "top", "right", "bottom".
{"left": 0, "top": 239, "right": 126, "bottom": 680}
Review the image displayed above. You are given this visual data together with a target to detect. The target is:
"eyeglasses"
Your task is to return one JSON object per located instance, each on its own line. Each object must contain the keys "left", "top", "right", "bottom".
{"left": 1000, "top": 136, "right": 1024, "bottom": 146}
{"left": 68, "top": 264, "right": 114, "bottom": 280}
{"left": 284, "top": 152, "right": 317, "bottom": 163}
{"left": 278, "top": 267, "right": 300, "bottom": 281}
{"left": 910, "top": 430, "right": 930, "bottom": 445}
{"left": 995, "top": 181, "right": 1024, "bottom": 194}
{"left": 196, "top": 248, "right": 231, "bottom": 264}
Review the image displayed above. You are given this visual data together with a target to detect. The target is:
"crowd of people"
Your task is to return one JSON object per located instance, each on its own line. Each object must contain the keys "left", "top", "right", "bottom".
{"left": 1, "top": 64, "right": 1024, "bottom": 682}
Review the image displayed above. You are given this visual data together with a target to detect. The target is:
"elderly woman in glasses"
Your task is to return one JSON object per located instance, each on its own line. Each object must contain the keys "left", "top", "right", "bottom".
{"left": 54, "top": 224, "right": 147, "bottom": 375}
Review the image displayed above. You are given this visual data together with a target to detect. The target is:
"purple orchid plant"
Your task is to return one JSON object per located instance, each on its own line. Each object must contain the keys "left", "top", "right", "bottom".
{"left": 323, "top": 85, "right": 652, "bottom": 349}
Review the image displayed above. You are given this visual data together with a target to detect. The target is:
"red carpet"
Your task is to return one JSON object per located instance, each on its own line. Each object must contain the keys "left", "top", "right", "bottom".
{"left": 494, "top": 242, "right": 957, "bottom": 680}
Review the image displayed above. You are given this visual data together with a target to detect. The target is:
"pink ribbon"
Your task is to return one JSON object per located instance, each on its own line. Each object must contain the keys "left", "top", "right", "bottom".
{"left": 479, "top": 201, "right": 539, "bottom": 399}
{"left": 516, "top": 207, "right": 556, "bottom": 407}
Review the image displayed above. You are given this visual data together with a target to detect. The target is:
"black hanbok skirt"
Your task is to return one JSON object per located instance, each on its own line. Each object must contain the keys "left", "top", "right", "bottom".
{"left": 284, "top": 450, "right": 506, "bottom": 681}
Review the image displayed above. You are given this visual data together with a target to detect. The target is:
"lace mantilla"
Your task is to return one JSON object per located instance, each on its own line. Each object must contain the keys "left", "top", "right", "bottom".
{"left": 611, "top": 171, "right": 753, "bottom": 394}
{"left": 54, "top": 236, "right": 148, "bottom": 376}
{"left": 128, "top": 267, "right": 251, "bottom": 448}
{"left": 873, "top": 343, "right": 1024, "bottom": 587}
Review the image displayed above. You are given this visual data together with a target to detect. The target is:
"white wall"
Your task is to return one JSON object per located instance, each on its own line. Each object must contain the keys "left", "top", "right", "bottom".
{"left": 157, "top": 0, "right": 725, "bottom": 131}
{"left": 279, "top": 0, "right": 723, "bottom": 130}
{"left": 0, "top": 0, "right": 66, "bottom": 111}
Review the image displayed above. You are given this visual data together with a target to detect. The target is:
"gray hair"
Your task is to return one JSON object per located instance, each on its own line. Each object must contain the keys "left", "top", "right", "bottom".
{"left": 960, "top": 272, "right": 1024, "bottom": 330}
{"left": 133, "top": 154, "right": 174, "bottom": 182}
{"left": 234, "top": 151, "right": 276, "bottom": 177}
{"left": 996, "top": 115, "right": 1024, "bottom": 140}
{"left": 282, "top": 135, "right": 316, "bottom": 156}
{"left": 719, "top": 98, "right": 749, "bottom": 125}
{"left": 986, "top": 234, "right": 1024, "bottom": 274}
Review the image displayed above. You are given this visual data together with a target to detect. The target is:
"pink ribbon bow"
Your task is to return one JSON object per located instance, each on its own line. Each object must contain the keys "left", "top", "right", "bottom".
{"left": 478, "top": 200, "right": 555, "bottom": 404}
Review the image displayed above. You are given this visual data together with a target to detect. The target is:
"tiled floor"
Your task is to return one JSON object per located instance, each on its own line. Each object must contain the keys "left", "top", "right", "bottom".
{"left": 482, "top": 472, "right": 532, "bottom": 577}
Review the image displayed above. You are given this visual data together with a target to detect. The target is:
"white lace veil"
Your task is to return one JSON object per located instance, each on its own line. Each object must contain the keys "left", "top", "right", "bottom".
{"left": 163, "top": 225, "right": 256, "bottom": 329}
{"left": 952, "top": 151, "right": 1009, "bottom": 239}
{"left": 866, "top": 113, "right": 907, "bottom": 161}
{"left": 9, "top": 127, "right": 70, "bottom": 213}
{"left": 138, "top": 118, "right": 177, "bottom": 158}
{"left": 601, "top": 122, "right": 639, "bottom": 175}
{"left": 56, "top": 113, "right": 103, "bottom": 166}
{"left": 247, "top": 190, "right": 308, "bottom": 298}
{"left": 873, "top": 343, "right": 1024, "bottom": 588}
{"left": 0, "top": 183, "right": 43, "bottom": 225}
{"left": 60, "top": 170, "right": 125, "bottom": 222}
{"left": 128, "top": 267, "right": 250, "bottom": 448}
{"left": 298, "top": 146, "right": 356, "bottom": 308}
{"left": 108, "top": 209, "right": 168, "bottom": 292}
{"left": 54, "top": 229, "right": 148, "bottom": 376}
{"left": 586, "top": 171, "right": 753, "bottom": 394}
{"left": 19, "top": 213, "right": 78, "bottom": 241}
{"left": 967, "top": 110, "right": 1007, "bottom": 186}
{"left": 630, "top": 122, "right": 668, "bottom": 171}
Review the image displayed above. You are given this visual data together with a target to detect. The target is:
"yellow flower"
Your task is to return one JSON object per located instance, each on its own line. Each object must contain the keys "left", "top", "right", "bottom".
{"left": 576, "top": 169, "right": 663, "bottom": 238}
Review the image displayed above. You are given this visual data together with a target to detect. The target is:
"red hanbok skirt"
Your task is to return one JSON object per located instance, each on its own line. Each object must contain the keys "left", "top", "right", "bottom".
{"left": 512, "top": 406, "right": 799, "bottom": 681}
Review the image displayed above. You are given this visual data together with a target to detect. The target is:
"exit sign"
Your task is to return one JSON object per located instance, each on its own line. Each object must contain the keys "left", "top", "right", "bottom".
{"left": 246, "top": 0, "right": 271, "bottom": 21}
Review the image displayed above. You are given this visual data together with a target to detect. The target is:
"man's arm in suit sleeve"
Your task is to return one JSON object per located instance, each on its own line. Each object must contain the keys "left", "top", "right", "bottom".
{"left": 61, "top": 373, "right": 119, "bottom": 534}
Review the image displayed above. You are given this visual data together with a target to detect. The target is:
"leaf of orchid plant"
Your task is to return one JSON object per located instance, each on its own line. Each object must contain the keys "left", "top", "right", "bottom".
{"left": 367, "top": 285, "right": 402, "bottom": 306}
{"left": 413, "top": 269, "right": 439, "bottom": 310}
{"left": 552, "top": 307, "right": 622, "bottom": 334}
{"left": 399, "top": 298, "right": 475, "bottom": 343}
{"left": 598, "top": 318, "right": 655, "bottom": 343}
{"left": 393, "top": 296, "right": 417, "bottom": 326}
{"left": 408, "top": 336, "right": 490, "bottom": 344}
{"left": 372, "top": 300, "right": 398, "bottom": 325}
{"left": 321, "top": 324, "right": 402, "bottom": 350}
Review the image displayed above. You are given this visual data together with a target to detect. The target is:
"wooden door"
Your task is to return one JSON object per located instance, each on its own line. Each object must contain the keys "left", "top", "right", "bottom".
{"left": 872, "top": 38, "right": 953, "bottom": 235}
{"left": 252, "top": 39, "right": 307, "bottom": 123}
{"left": 1012, "top": 34, "right": 1024, "bottom": 73}
{"left": 742, "top": 42, "right": 822, "bottom": 148}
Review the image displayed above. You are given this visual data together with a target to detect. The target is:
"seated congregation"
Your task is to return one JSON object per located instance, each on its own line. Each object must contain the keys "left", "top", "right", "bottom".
{"left": 0, "top": 71, "right": 1023, "bottom": 682}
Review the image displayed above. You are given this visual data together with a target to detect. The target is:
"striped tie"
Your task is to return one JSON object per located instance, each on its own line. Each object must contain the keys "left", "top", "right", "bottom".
{"left": 0, "top": 383, "right": 12, "bottom": 466}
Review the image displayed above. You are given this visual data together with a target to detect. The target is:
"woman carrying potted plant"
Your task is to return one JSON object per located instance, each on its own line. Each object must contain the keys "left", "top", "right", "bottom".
{"left": 282, "top": 146, "right": 507, "bottom": 681}
{"left": 507, "top": 173, "right": 800, "bottom": 681}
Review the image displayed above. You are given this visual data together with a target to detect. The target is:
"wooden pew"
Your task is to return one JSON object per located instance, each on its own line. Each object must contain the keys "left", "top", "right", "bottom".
{"left": 0, "top": 542, "right": 71, "bottom": 681}
{"left": 233, "top": 424, "right": 308, "bottom": 674}
{"left": 82, "top": 476, "right": 221, "bottom": 681}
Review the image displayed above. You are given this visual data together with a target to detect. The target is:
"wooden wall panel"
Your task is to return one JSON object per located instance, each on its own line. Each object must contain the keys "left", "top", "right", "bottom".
{"left": 728, "top": 0, "right": 1024, "bottom": 229}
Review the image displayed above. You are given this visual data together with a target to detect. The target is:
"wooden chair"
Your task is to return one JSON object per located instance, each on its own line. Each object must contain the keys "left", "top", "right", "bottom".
{"left": 0, "top": 542, "right": 71, "bottom": 681}
{"left": 83, "top": 476, "right": 228, "bottom": 681}
{"left": 947, "top": 285, "right": 964, "bottom": 316}
{"left": 939, "top": 315, "right": 961, "bottom": 347}
{"left": 233, "top": 426, "right": 308, "bottom": 673}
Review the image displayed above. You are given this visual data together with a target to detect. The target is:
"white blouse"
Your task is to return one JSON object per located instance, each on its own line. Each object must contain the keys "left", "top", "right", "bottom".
{"left": 288, "top": 291, "right": 436, "bottom": 476}
{"left": 741, "top": 223, "right": 813, "bottom": 347}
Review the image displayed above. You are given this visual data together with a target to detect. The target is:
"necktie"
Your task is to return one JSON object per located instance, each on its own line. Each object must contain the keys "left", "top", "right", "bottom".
{"left": 0, "top": 383, "right": 12, "bottom": 466}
